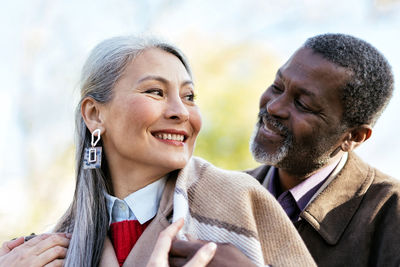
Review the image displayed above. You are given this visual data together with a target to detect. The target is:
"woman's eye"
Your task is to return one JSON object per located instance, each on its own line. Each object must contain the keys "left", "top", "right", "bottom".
{"left": 184, "top": 93, "right": 196, "bottom": 102}
{"left": 144, "top": 89, "right": 163, "bottom": 97}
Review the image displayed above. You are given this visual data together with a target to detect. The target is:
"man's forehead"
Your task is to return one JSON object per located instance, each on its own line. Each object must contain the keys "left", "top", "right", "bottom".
{"left": 277, "top": 48, "right": 351, "bottom": 90}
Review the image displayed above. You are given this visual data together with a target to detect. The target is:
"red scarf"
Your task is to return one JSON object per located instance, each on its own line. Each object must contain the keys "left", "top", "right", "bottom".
{"left": 109, "top": 220, "right": 152, "bottom": 266}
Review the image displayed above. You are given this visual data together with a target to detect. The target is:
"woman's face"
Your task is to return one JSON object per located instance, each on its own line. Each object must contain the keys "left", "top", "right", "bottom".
{"left": 99, "top": 48, "right": 202, "bottom": 178}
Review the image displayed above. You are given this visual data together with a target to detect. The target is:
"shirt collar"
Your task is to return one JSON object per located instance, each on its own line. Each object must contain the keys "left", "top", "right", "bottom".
{"left": 104, "top": 176, "right": 167, "bottom": 225}
{"left": 265, "top": 155, "right": 344, "bottom": 210}
{"left": 290, "top": 157, "right": 341, "bottom": 203}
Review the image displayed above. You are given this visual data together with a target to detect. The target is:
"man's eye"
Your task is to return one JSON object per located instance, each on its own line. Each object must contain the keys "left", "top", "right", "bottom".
{"left": 144, "top": 89, "right": 163, "bottom": 96}
{"left": 295, "top": 99, "right": 313, "bottom": 113}
{"left": 271, "top": 85, "right": 283, "bottom": 93}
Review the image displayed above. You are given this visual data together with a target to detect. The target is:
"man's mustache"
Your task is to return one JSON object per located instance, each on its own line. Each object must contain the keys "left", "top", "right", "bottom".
{"left": 258, "top": 109, "right": 291, "bottom": 138}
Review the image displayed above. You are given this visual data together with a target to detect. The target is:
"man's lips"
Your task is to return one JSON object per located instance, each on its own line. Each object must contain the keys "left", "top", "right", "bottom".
{"left": 261, "top": 117, "right": 286, "bottom": 137}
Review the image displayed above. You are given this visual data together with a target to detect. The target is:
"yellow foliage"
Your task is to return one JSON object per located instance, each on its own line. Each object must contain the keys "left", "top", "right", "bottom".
{"left": 185, "top": 40, "right": 279, "bottom": 170}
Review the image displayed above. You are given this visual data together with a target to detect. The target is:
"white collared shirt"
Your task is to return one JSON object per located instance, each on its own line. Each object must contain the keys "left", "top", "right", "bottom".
{"left": 104, "top": 177, "right": 167, "bottom": 225}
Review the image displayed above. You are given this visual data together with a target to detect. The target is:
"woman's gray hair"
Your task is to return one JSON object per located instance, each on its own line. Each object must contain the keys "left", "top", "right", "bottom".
{"left": 54, "top": 35, "right": 192, "bottom": 266}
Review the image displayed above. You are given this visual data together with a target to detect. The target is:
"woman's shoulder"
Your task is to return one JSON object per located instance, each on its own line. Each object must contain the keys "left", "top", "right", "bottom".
{"left": 187, "top": 156, "right": 267, "bottom": 193}
{"left": 182, "top": 157, "right": 284, "bottom": 229}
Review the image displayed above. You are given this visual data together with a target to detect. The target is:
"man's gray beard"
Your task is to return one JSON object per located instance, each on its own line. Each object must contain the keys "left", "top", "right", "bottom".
{"left": 250, "top": 122, "right": 344, "bottom": 175}
{"left": 249, "top": 123, "right": 291, "bottom": 166}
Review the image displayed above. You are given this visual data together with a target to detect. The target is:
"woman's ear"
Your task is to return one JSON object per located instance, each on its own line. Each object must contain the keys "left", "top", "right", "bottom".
{"left": 340, "top": 124, "right": 372, "bottom": 152}
{"left": 81, "top": 97, "right": 105, "bottom": 134}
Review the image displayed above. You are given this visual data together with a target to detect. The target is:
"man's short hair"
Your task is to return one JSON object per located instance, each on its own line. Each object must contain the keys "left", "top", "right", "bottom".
{"left": 304, "top": 33, "right": 394, "bottom": 127}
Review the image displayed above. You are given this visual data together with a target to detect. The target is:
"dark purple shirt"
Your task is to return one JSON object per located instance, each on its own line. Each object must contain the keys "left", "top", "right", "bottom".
{"left": 265, "top": 158, "right": 341, "bottom": 223}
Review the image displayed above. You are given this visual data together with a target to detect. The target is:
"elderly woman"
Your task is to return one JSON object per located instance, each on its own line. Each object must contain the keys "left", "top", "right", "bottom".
{"left": 0, "top": 36, "right": 315, "bottom": 267}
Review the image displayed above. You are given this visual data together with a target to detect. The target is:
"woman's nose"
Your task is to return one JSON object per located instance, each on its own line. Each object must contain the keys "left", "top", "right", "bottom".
{"left": 165, "top": 96, "right": 189, "bottom": 122}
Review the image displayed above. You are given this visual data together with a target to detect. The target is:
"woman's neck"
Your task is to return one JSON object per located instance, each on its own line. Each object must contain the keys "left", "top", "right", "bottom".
{"left": 109, "top": 162, "right": 170, "bottom": 199}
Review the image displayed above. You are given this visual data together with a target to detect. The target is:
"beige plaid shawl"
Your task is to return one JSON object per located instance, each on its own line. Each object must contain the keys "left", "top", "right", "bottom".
{"left": 172, "top": 157, "right": 316, "bottom": 266}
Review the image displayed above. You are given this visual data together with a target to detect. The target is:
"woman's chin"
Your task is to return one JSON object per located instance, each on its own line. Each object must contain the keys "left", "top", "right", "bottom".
{"left": 160, "top": 155, "right": 192, "bottom": 172}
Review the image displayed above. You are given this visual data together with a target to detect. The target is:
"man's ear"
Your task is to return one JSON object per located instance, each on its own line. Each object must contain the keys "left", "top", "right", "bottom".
{"left": 340, "top": 124, "right": 372, "bottom": 152}
{"left": 81, "top": 97, "right": 105, "bottom": 134}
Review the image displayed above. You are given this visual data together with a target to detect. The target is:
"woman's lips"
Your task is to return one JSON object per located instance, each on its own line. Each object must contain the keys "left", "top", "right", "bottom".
{"left": 151, "top": 130, "right": 189, "bottom": 146}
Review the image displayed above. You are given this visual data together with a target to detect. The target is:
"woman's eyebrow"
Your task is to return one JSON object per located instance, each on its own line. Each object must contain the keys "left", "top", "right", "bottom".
{"left": 137, "top": 75, "right": 194, "bottom": 87}
{"left": 182, "top": 80, "right": 194, "bottom": 87}
{"left": 137, "top": 75, "right": 169, "bottom": 84}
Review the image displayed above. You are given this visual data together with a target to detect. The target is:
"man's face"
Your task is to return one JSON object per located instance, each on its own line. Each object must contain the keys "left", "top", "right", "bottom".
{"left": 250, "top": 47, "right": 351, "bottom": 175}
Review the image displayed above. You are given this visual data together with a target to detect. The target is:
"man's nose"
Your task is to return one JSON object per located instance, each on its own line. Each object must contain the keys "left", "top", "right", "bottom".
{"left": 266, "top": 94, "right": 290, "bottom": 119}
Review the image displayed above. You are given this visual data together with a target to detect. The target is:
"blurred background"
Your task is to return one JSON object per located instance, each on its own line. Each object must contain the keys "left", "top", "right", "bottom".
{"left": 1, "top": 0, "right": 399, "bottom": 241}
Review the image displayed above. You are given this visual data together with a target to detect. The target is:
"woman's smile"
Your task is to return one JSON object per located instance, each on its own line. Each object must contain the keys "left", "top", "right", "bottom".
{"left": 152, "top": 129, "right": 189, "bottom": 146}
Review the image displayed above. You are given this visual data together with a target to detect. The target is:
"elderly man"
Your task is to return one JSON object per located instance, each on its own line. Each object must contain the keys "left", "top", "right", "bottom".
{"left": 170, "top": 33, "right": 400, "bottom": 267}
{"left": 247, "top": 33, "right": 400, "bottom": 266}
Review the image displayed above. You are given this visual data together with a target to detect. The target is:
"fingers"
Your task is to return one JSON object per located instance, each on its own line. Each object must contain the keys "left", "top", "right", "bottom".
{"left": 0, "top": 233, "right": 70, "bottom": 267}
{"left": 25, "top": 233, "right": 70, "bottom": 247}
{"left": 36, "top": 245, "right": 68, "bottom": 265}
{"left": 163, "top": 218, "right": 184, "bottom": 239}
{"left": 184, "top": 242, "right": 217, "bottom": 267}
{"left": 44, "top": 259, "right": 64, "bottom": 267}
{"left": 27, "top": 233, "right": 71, "bottom": 267}
{"left": 0, "top": 237, "right": 24, "bottom": 256}
{"left": 147, "top": 218, "right": 184, "bottom": 267}
{"left": 7, "top": 238, "right": 25, "bottom": 251}
{"left": 23, "top": 233, "right": 51, "bottom": 247}
{"left": 27, "top": 233, "right": 71, "bottom": 256}
{"left": 153, "top": 218, "right": 184, "bottom": 257}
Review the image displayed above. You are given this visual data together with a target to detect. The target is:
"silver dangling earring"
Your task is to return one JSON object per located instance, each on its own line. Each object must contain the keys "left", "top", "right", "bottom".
{"left": 83, "top": 129, "right": 102, "bottom": 169}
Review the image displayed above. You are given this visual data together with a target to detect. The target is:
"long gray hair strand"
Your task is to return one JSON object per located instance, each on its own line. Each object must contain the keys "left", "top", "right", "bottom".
{"left": 54, "top": 35, "right": 192, "bottom": 266}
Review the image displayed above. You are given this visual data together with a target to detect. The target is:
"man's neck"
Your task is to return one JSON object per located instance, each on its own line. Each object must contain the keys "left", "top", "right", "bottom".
{"left": 277, "top": 152, "right": 344, "bottom": 191}
{"left": 277, "top": 169, "right": 308, "bottom": 192}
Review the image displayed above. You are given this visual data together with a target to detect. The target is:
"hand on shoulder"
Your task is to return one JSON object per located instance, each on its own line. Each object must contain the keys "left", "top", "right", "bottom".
{"left": 0, "top": 233, "right": 71, "bottom": 267}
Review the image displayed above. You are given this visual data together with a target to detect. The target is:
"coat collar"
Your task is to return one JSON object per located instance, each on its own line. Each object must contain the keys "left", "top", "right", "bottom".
{"left": 248, "top": 153, "right": 375, "bottom": 246}
{"left": 300, "top": 152, "right": 374, "bottom": 245}
{"left": 245, "top": 165, "right": 272, "bottom": 184}
{"left": 99, "top": 175, "right": 176, "bottom": 267}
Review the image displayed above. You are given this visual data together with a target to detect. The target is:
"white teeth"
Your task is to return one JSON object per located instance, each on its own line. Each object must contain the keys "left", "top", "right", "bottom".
{"left": 264, "top": 124, "right": 276, "bottom": 135}
{"left": 155, "top": 133, "right": 185, "bottom": 141}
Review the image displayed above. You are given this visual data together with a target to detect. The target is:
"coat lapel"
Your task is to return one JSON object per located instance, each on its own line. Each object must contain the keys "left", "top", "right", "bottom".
{"left": 122, "top": 175, "right": 175, "bottom": 266}
{"left": 300, "top": 153, "right": 374, "bottom": 245}
{"left": 98, "top": 176, "right": 175, "bottom": 267}
{"left": 99, "top": 237, "right": 119, "bottom": 267}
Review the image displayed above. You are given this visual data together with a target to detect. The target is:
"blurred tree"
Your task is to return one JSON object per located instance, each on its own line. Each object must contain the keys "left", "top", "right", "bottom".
{"left": 185, "top": 38, "right": 279, "bottom": 170}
